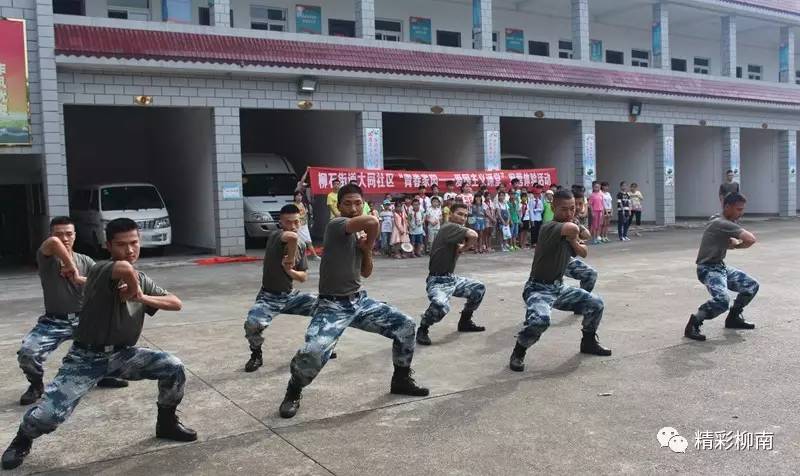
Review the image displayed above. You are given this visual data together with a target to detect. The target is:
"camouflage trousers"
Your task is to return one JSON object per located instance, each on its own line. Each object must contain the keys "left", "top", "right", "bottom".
{"left": 290, "top": 291, "right": 416, "bottom": 388}
{"left": 564, "top": 258, "right": 598, "bottom": 292}
{"left": 517, "top": 279, "right": 605, "bottom": 349}
{"left": 17, "top": 313, "right": 79, "bottom": 384}
{"left": 421, "top": 274, "right": 486, "bottom": 327}
{"left": 244, "top": 288, "right": 316, "bottom": 350}
{"left": 20, "top": 344, "right": 185, "bottom": 439}
{"left": 695, "top": 264, "right": 759, "bottom": 322}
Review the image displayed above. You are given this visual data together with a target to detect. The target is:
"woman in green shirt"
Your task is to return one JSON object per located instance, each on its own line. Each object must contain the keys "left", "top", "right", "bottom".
{"left": 542, "top": 190, "right": 555, "bottom": 223}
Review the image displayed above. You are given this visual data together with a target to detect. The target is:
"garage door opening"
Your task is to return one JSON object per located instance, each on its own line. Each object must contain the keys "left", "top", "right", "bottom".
{"left": 741, "top": 128, "right": 779, "bottom": 215}
{"left": 501, "top": 118, "right": 576, "bottom": 186}
{"left": 596, "top": 122, "right": 656, "bottom": 222}
{"left": 64, "top": 106, "right": 216, "bottom": 256}
{"left": 675, "top": 126, "right": 723, "bottom": 218}
{"left": 0, "top": 155, "right": 45, "bottom": 266}
{"left": 383, "top": 113, "right": 480, "bottom": 171}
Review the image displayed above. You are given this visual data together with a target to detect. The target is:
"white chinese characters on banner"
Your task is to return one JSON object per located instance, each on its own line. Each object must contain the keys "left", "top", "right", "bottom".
{"left": 583, "top": 134, "right": 596, "bottom": 189}
{"left": 363, "top": 128, "right": 383, "bottom": 170}
{"left": 485, "top": 130, "right": 500, "bottom": 171}
{"left": 664, "top": 136, "right": 675, "bottom": 187}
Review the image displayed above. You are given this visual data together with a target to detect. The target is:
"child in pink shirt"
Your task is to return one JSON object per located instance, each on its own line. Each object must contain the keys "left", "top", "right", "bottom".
{"left": 588, "top": 182, "right": 605, "bottom": 244}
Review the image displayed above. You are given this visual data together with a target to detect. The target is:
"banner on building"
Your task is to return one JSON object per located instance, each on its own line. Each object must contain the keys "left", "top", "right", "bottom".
{"left": 582, "top": 133, "right": 596, "bottom": 189}
{"left": 162, "top": 0, "right": 192, "bottom": 23}
{"left": 779, "top": 42, "right": 790, "bottom": 82}
{"left": 789, "top": 139, "right": 797, "bottom": 184}
{"left": 663, "top": 135, "right": 675, "bottom": 187}
{"left": 590, "top": 39, "right": 603, "bottom": 62}
{"left": 409, "top": 17, "right": 432, "bottom": 44}
{"left": 296, "top": 5, "right": 322, "bottom": 34}
{"left": 363, "top": 128, "right": 383, "bottom": 170}
{"left": 730, "top": 137, "right": 741, "bottom": 179}
{"left": 505, "top": 28, "right": 524, "bottom": 54}
{"left": 472, "top": 0, "right": 481, "bottom": 32}
{"left": 0, "top": 18, "right": 30, "bottom": 146}
{"left": 484, "top": 130, "right": 500, "bottom": 170}
{"left": 308, "top": 167, "right": 558, "bottom": 195}
{"left": 651, "top": 22, "right": 662, "bottom": 58}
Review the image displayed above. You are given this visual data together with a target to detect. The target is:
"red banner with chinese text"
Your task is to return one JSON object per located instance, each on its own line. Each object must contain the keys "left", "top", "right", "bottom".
{"left": 308, "top": 167, "right": 558, "bottom": 195}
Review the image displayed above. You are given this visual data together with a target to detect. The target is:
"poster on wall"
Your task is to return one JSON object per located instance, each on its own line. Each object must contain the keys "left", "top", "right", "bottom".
{"left": 0, "top": 18, "right": 31, "bottom": 146}
{"left": 590, "top": 39, "right": 603, "bottom": 62}
{"left": 779, "top": 43, "right": 790, "bottom": 82}
{"left": 730, "top": 137, "right": 741, "bottom": 179}
{"left": 295, "top": 5, "right": 322, "bottom": 34}
{"left": 472, "top": 0, "right": 481, "bottom": 33}
{"left": 664, "top": 136, "right": 675, "bottom": 187}
{"left": 409, "top": 17, "right": 432, "bottom": 44}
{"left": 363, "top": 128, "right": 383, "bottom": 170}
{"left": 484, "top": 130, "right": 500, "bottom": 171}
{"left": 789, "top": 139, "right": 797, "bottom": 184}
{"left": 582, "top": 133, "right": 596, "bottom": 189}
{"left": 162, "top": 0, "right": 192, "bottom": 23}
{"left": 505, "top": 28, "right": 524, "bottom": 54}
{"left": 652, "top": 22, "right": 662, "bottom": 58}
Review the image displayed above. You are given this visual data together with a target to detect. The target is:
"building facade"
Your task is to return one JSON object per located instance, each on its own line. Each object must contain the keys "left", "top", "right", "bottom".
{"left": 0, "top": 0, "right": 798, "bottom": 259}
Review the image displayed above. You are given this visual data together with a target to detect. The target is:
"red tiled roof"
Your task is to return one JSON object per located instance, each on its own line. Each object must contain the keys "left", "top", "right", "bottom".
{"left": 723, "top": 0, "right": 800, "bottom": 16}
{"left": 55, "top": 25, "right": 800, "bottom": 107}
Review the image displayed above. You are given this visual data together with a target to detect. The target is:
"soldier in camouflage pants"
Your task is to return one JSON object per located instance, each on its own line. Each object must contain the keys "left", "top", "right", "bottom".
{"left": 17, "top": 314, "right": 79, "bottom": 390}
{"left": 564, "top": 258, "right": 598, "bottom": 293}
{"left": 20, "top": 344, "right": 185, "bottom": 439}
{"left": 244, "top": 289, "right": 317, "bottom": 350}
{"left": 695, "top": 264, "right": 759, "bottom": 322}
{"left": 421, "top": 275, "right": 485, "bottom": 327}
{"left": 289, "top": 292, "right": 416, "bottom": 387}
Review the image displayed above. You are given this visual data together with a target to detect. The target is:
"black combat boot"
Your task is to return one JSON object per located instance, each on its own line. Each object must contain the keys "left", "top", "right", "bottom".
{"left": 244, "top": 348, "right": 263, "bottom": 372}
{"left": 19, "top": 380, "right": 43, "bottom": 406}
{"left": 580, "top": 331, "right": 612, "bottom": 356}
{"left": 155, "top": 405, "right": 197, "bottom": 442}
{"left": 684, "top": 314, "right": 706, "bottom": 341}
{"left": 279, "top": 379, "right": 303, "bottom": 419}
{"left": 509, "top": 343, "right": 527, "bottom": 372}
{"left": 725, "top": 307, "right": 755, "bottom": 329}
{"left": 96, "top": 377, "right": 129, "bottom": 388}
{"left": 1, "top": 431, "right": 32, "bottom": 470}
{"left": 416, "top": 325, "right": 432, "bottom": 345}
{"left": 457, "top": 310, "right": 486, "bottom": 332}
{"left": 390, "top": 366, "right": 430, "bottom": 397}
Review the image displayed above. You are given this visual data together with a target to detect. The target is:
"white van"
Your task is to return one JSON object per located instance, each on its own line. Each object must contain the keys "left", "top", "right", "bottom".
{"left": 70, "top": 183, "right": 172, "bottom": 254}
{"left": 241, "top": 153, "right": 298, "bottom": 239}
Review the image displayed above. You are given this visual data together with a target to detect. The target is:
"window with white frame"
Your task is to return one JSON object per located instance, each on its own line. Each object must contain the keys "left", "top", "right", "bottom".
{"left": 250, "top": 5, "right": 287, "bottom": 31}
{"left": 558, "top": 40, "right": 573, "bottom": 59}
{"left": 375, "top": 19, "right": 402, "bottom": 41}
{"left": 108, "top": 0, "right": 149, "bottom": 21}
{"left": 693, "top": 57, "right": 710, "bottom": 75}
{"left": 746, "top": 64, "right": 762, "bottom": 80}
{"left": 631, "top": 49, "right": 649, "bottom": 68}
{"left": 671, "top": 58, "right": 687, "bottom": 72}
{"left": 606, "top": 50, "right": 624, "bottom": 65}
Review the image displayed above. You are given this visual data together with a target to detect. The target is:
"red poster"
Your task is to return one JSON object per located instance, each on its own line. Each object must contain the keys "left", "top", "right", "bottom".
{"left": 0, "top": 18, "right": 31, "bottom": 145}
{"left": 309, "top": 167, "right": 558, "bottom": 195}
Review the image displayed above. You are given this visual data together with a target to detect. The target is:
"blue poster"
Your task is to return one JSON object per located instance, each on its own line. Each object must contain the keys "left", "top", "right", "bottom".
{"left": 295, "top": 5, "right": 321, "bottom": 35}
{"left": 162, "top": 0, "right": 192, "bottom": 23}
{"left": 590, "top": 39, "right": 603, "bottom": 62}
{"left": 779, "top": 43, "right": 790, "bottom": 77}
{"left": 652, "top": 22, "right": 661, "bottom": 58}
{"left": 505, "top": 28, "right": 524, "bottom": 54}
{"left": 410, "top": 17, "right": 432, "bottom": 44}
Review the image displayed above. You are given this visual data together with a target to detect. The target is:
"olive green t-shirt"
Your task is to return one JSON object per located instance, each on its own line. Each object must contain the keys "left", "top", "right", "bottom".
{"left": 36, "top": 248, "right": 95, "bottom": 314}
{"left": 530, "top": 221, "right": 574, "bottom": 283}
{"left": 319, "top": 217, "right": 362, "bottom": 296}
{"left": 696, "top": 218, "right": 743, "bottom": 265}
{"left": 718, "top": 181, "right": 739, "bottom": 198}
{"left": 261, "top": 231, "right": 308, "bottom": 293}
{"left": 428, "top": 222, "right": 468, "bottom": 276}
{"left": 74, "top": 261, "right": 168, "bottom": 346}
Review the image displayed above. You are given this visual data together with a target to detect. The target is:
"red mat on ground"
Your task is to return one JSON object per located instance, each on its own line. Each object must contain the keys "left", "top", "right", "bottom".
{"left": 194, "top": 256, "right": 262, "bottom": 265}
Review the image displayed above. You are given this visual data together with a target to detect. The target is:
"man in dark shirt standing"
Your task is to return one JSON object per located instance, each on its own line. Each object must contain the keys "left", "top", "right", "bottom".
{"left": 718, "top": 169, "right": 740, "bottom": 205}
{"left": 509, "top": 190, "right": 612, "bottom": 372}
{"left": 16, "top": 217, "right": 127, "bottom": 407}
{"left": 243, "top": 204, "right": 318, "bottom": 372}
{"left": 416, "top": 203, "right": 485, "bottom": 346}
{"left": 2, "top": 218, "right": 195, "bottom": 470}
{"left": 278, "top": 184, "right": 428, "bottom": 419}
{"left": 685, "top": 193, "right": 758, "bottom": 341}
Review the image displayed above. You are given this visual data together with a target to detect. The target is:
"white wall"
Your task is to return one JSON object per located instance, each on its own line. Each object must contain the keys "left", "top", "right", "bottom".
{"left": 596, "top": 122, "right": 656, "bottom": 222}
{"left": 741, "top": 128, "right": 779, "bottom": 215}
{"left": 675, "top": 126, "right": 723, "bottom": 218}
{"left": 500, "top": 118, "right": 575, "bottom": 187}
{"left": 64, "top": 106, "right": 217, "bottom": 250}
{"left": 383, "top": 113, "right": 479, "bottom": 170}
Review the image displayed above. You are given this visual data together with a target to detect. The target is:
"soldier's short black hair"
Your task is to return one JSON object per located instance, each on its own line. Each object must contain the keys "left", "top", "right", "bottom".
{"left": 105, "top": 218, "right": 138, "bottom": 242}
{"left": 49, "top": 216, "right": 74, "bottom": 229}
{"left": 338, "top": 183, "right": 363, "bottom": 202}
{"left": 280, "top": 204, "right": 300, "bottom": 215}
{"left": 450, "top": 203, "right": 469, "bottom": 214}
{"left": 723, "top": 192, "right": 747, "bottom": 207}
{"left": 553, "top": 190, "right": 574, "bottom": 202}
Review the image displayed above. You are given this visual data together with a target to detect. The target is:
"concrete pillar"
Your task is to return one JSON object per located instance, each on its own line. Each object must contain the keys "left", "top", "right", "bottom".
{"left": 212, "top": 107, "right": 245, "bottom": 256}
{"left": 571, "top": 0, "right": 590, "bottom": 61}
{"left": 356, "top": 111, "right": 383, "bottom": 169}
{"left": 652, "top": 2, "right": 670, "bottom": 70}
{"left": 478, "top": 115, "right": 500, "bottom": 170}
{"left": 474, "top": 0, "right": 494, "bottom": 51}
{"left": 778, "top": 130, "right": 797, "bottom": 216}
{"left": 213, "top": 0, "right": 231, "bottom": 27}
{"left": 779, "top": 27, "right": 796, "bottom": 83}
{"left": 655, "top": 124, "right": 676, "bottom": 225}
{"left": 575, "top": 119, "right": 596, "bottom": 189}
{"left": 36, "top": 0, "right": 69, "bottom": 218}
{"left": 722, "top": 127, "right": 741, "bottom": 184}
{"left": 355, "top": 0, "right": 375, "bottom": 39}
{"left": 722, "top": 16, "right": 737, "bottom": 77}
